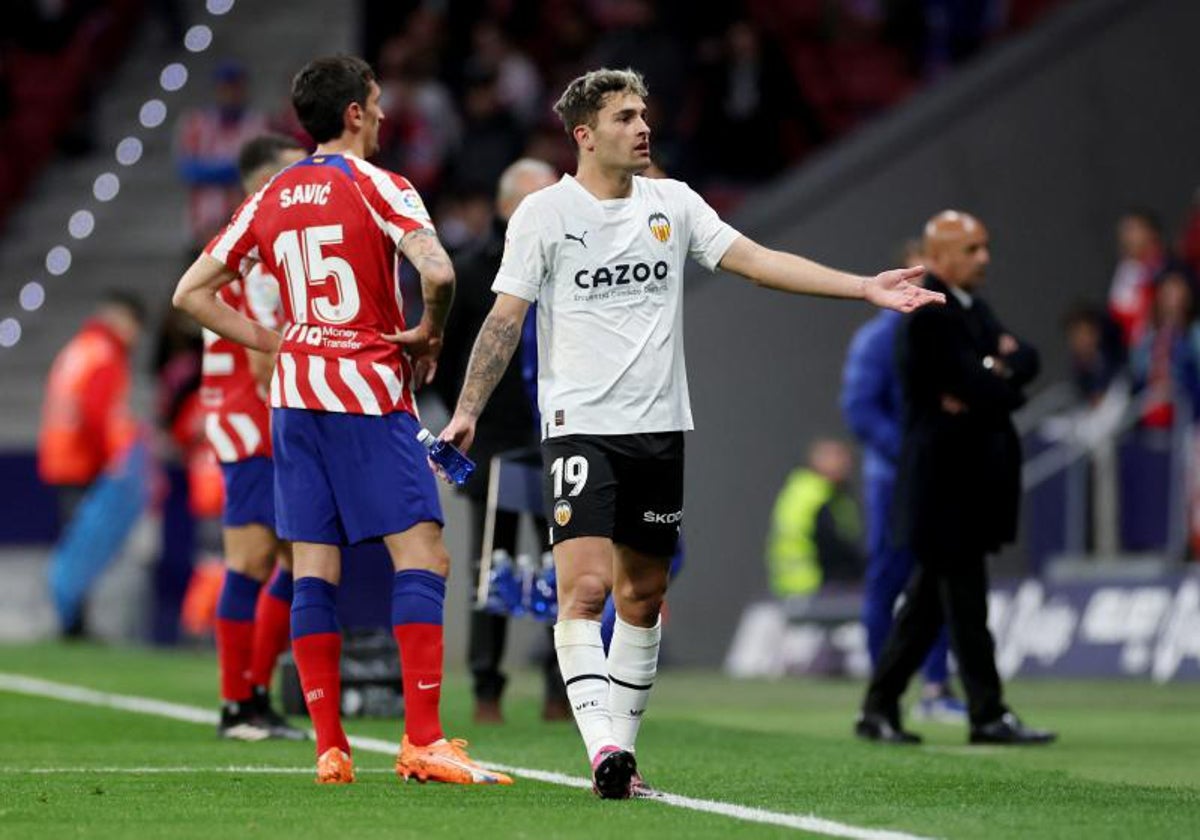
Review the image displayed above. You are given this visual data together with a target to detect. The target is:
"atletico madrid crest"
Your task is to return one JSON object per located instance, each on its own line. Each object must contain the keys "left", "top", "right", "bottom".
{"left": 648, "top": 212, "right": 671, "bottom": 243}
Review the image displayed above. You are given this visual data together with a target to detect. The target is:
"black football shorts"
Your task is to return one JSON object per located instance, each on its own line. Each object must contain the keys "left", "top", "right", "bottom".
{"left": 540, "top": 432, "right": 684, "bottom": 557}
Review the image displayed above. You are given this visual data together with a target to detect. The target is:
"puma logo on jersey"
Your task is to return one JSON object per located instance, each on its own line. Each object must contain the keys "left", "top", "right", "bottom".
{"left": 564, "top": 230, "right": 588, "bottom": 247}
{"left": 279, "top": 183, "right": 332, "bottom": 207}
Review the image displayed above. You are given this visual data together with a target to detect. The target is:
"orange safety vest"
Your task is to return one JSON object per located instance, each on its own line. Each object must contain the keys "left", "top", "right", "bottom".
{"left": 37, "top": 320, "right": 136, "bottom": 486}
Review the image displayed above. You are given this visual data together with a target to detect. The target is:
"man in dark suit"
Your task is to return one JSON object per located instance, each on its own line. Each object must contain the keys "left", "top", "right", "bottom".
{"left": 855, "top": 210, "right": 1056, "bottom": 745}
{"left": 434, "top": 158, "right": 570, "bottom": 724}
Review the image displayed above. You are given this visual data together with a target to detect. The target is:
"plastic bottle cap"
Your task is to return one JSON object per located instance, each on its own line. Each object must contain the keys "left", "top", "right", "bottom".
{"left": 417, "top": 428, "right": 433, "bottom": 445}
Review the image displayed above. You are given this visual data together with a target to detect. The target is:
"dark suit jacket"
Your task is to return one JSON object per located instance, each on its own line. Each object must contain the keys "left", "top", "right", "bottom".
{"left": 891, "top": 275, "right": 1039, "bottom": 558}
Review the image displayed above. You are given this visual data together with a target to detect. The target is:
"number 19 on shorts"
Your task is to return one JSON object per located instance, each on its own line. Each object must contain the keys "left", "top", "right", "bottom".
{"left": 550, "top": 455, "right": 588, "bottom": 498}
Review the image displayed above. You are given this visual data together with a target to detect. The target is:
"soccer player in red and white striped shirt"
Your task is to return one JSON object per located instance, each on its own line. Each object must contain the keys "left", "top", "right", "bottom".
{"left": 175, "top": 55, "right": 511, "bottom": 786}
{"left": 202, "top": 134, "right": 308, "bottom": 743}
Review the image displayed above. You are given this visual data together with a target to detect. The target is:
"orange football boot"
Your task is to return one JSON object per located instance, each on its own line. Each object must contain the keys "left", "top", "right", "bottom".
{"left": 395, "top": 736, "right": 513, "bottom": 785}
{"left": 315, "top": 747, "right": 355, "bottom": 784}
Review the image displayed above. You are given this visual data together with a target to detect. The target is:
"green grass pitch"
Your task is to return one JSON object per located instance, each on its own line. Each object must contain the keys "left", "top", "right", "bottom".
{"left": 0, "top": 643, "right": 1197, "bottom": 839}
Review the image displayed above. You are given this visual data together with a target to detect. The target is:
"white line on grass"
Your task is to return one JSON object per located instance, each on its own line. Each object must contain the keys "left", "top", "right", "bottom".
{"left": 0, "top": 672, "right": 935, "bottom": 840}
{"left": 7, "top": 767, "right": 395, "bottom": 775}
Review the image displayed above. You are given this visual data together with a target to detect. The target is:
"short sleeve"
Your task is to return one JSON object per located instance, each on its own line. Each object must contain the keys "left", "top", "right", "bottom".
{"left": 205, "top": 192, "right": 262, "bottom": 271}
{"left": 491, "top": 198, "right": 546, "bottom": 302}
{"left": 683, "top": 184, "right": 740, "bottom": 271}
{"left": 351, "top": 161, "right": 435, "bottom": 246}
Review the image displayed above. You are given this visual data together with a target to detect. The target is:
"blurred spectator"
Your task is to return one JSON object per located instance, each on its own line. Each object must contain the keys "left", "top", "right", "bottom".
{"left": 534, "top": 3, "right": 597, "bottom": 94}
{"left": 174, "top": 60, "right": 268, "bottom": 254}
{"left": 1129, "top": 267, "right": 1200, "bottom": 428}
{"left": 1108, "top": 209, "right": 1168, "bottom": 348}
{"left": 765, "top": 439, "right": 864, "bottom": 599}
{"left": 1179, "top": 186, "right": 1200, "bottom": 282}
{"left": 432, "top": 158, "right": 567, "bottom": 723}
{"left": 1062, "top": 304, "right": 1126, "bottom": 405}
{"left": 149, "top": 303, "right": 205, "bottom": 645}
{"left": 351, "top": 0, "right": 1063, "bottom": 213}
{"left": 402, "top": 4, "right": 449, "bottom": 78}
{"left": 696, "top": 18, "right": 823, "bottom": 182}
{"left": 447, "top": 61, "right": 525, "bottom": 194}
{"left": 39, "top": 290, "right": 144, "bottom": 495}
{"left": 1128, "top": 267, "right": 1200, "bottom": 560}
{"left": 38, "top": 290, "right": 146, "bottom": 636}
{"left": 1040, "top": 304, "right": 1130, "bottom": 559}
{"left": 376, "top": 35, "right": 461, "bottom": 196}
{"left": 522, "top": 126, "right": 578, "bottom": 178}
{"left": 588, "top": 0, "right": 689, "bottom": 168}
{"left": 470, "top": 19, "right": 543, "bottom": 126}
{"left": 434, "top": 189, "right": 495, "bottom": 252}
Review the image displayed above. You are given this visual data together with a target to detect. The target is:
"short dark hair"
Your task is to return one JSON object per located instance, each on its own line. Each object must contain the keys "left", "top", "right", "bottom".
{"left": 100, "top": 289, "right": 146, "bottom": 326}
{"left": 237, "top": 133, "right": 305, "bottom": 181}
{"left": 553, "top": 68, "right": 648, "bottom": 148}
{"left": 291, "top": 55, "right": 376, "bottom": 144}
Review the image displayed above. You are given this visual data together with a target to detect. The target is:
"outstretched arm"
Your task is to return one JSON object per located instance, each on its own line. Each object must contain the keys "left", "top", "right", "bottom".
{"left": 173, "top": 254, "right": 280, "bottom": 354}
{"left": 440, "top": 292, "right": 532, "bottom": 453}
{"left": 718, "top": 235, "right": 944, "bottom": 313}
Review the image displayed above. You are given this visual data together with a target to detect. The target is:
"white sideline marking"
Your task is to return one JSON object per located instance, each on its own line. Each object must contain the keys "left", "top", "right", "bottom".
{"left": 9, "top": 767, "right": 395, "bottom": 775}
{"left": 0, "top": 672, "right": 935, "bottom": 840}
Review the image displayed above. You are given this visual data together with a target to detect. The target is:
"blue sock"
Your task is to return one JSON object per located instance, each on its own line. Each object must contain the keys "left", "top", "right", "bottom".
{"left": 217, "top": 569, "right": 261, "bottom": 622}
{"left": 391, "top": 569, "right": 446, "bottom": 626}
{"left": 268, "top": 569, "right": 294, "bottom": 603}
{"left": 291, "top": 577, "right": 339, "bottom": 640}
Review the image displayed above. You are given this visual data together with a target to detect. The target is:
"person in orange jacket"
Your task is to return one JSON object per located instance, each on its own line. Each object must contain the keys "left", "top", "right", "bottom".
{"left": 38, "top": 290, "right": 145, "bottom": 635}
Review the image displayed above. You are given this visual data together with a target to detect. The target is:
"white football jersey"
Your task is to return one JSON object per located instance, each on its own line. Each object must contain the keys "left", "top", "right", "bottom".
{"left": 492, "top": 174, "right": 740, "bottom": 438}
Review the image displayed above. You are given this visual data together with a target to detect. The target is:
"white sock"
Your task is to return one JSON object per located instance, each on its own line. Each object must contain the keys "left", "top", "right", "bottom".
{"left": 554, "top": 619, "right": 614, "bottom": 762}
{"left": 607, "top": 613, "right": 661, "bottom": 753}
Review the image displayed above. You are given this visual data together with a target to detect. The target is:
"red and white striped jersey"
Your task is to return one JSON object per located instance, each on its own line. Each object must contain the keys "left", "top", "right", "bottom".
{"left": 200, "top": 262, "right": 281, "bottom": 462}
{"left": 205, "top": 153, "right": 434, "bottom": 417}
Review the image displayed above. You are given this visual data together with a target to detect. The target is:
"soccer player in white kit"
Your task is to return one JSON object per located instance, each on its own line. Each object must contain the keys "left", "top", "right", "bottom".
{"left": 439, "top": 68, "right": 944, "bottom": 799}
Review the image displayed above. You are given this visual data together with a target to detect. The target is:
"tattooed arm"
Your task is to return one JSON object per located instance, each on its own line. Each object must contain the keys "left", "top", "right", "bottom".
{"left": 383, "top": 228, "right": 456, "bottom": 386}
{"left": 400, "top": 228, "right": 455, "bottom": 333}
{"left": 440, "top": 292, "right": 532, "bottom": 453}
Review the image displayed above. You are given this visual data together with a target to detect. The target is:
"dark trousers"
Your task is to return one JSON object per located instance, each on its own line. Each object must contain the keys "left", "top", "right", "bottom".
{"left": 466, "top": 496, "right": 565, "bottom": 703}
{"left": 863, "top": 548, "right": 1006, "bottom": 726}
{"left": 862, "top": 474, "right": 950, "bottom": 683}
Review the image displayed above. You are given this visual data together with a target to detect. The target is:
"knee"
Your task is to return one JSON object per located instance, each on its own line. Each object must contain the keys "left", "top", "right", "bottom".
{"left": 560, "top": 573, "right": 609, "bottom": 620}
{"left": 406, "top": 547, "right": 450, "bottom": 578}
{"left": 226, "top": 551, "right": 274, "bottom": 582}
{"left": 613, "top": 577, "right": 665, "bottom": 625}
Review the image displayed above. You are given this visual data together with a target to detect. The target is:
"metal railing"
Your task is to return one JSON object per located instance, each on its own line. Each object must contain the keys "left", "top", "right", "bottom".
{"left": 1018, "top": 380, "right": 1193, "bottom": 562}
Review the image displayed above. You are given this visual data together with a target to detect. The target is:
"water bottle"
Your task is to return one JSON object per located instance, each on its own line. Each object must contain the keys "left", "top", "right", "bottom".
{"left": 515, "top": 553, "right": 539, "bottom": 618}
{"left": 528, "top": 551, "right": 558, "bottom": 622}
{"left": 485, "top": 550, "right": 518, "bottom": 616}
{"left": 416, "top": 428, "right": 476, "bottom": 485}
